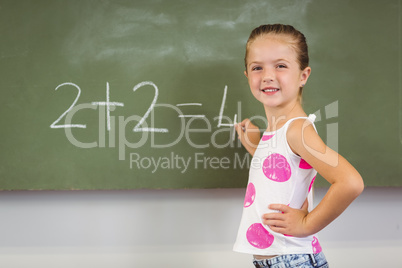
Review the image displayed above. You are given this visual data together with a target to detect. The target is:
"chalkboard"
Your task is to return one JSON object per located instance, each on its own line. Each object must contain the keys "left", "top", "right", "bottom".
{"left": 0, "top": 0, "right": 400, "bottom": 190}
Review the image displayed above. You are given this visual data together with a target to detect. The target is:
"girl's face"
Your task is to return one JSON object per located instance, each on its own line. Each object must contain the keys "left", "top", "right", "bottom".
{"left": 245, "top": 35, "right": 311, "bottom": 110}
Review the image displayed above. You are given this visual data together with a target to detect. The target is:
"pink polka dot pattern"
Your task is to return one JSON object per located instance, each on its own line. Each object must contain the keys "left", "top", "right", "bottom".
{"left": 299, "top": 158, "right": 313, "bottom": 169}
{"left": 262, "top": 134, "right": 275, "bottom": 141}
{"left": 312, "top": 236, "right": 322, "bottom": 254}
{"left": 246, "top": 223, "right": 274, "bottom": 249}
{"left": 309, "top": 176, "right": 316, "bottom": 193}
{"left": 244, "top": 183, "right": 256, "bottom": 208}
{"left": 262, "top": 153, "right": 291, "bottom": 182}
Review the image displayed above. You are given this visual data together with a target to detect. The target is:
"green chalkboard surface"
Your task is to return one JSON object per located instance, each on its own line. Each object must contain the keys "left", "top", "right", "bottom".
{"left": 0, "top": 0, "right": 401, "bottom": 190}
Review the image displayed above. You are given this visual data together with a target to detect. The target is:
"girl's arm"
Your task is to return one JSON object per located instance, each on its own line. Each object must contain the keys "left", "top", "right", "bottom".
{"left": 263, "top": 119, "right": 364, "bottom": 237}
{"left": 235, "top": 119, "right": 261, "bottom": 156}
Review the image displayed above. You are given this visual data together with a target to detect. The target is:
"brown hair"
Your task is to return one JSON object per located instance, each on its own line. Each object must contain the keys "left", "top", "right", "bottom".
{"left": 244, "top": 24, "right": 309, "bottom": 101}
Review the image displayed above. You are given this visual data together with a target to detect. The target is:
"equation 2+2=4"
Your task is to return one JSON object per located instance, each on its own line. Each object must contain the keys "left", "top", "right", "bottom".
{"left": 49, "top": 81, "right": 238, "bottom": 133}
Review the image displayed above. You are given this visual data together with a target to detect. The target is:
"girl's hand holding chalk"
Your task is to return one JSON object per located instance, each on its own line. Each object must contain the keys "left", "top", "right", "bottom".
{"left": 235, "top": 119, "right": 260, "bottom": 156}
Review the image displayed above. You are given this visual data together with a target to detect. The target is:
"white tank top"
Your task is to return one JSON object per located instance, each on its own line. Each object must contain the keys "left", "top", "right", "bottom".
{"left": 233, "top": 114, "right": 323, "bottom": 255}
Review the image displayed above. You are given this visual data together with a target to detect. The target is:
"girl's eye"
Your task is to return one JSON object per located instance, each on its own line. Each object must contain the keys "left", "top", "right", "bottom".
{"left": 251, "top": 66, "right": 262, "bottom": 71}
{"left": 277, "top": 64, "right": 287, "bottom": 69}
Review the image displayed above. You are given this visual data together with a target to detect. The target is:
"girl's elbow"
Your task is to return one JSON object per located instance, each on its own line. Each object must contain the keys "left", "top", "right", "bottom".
{"left": 350, "top": 174, "right": 364, "bottom": 198}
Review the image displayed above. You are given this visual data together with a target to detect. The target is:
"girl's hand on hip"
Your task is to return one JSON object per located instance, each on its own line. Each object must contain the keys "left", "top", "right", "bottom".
{"left": 262, "top": 200, "right": 312, "bottom": 237}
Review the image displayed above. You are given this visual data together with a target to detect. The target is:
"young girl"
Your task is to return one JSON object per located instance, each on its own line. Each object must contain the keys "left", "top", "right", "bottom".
{"left": 233, "top": 24, "right": 364, "bottom": 268}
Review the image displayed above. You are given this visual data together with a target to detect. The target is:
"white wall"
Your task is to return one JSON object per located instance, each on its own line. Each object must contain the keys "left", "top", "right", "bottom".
{"left": 0, "top": 187, "right": 401, "bottom": 268}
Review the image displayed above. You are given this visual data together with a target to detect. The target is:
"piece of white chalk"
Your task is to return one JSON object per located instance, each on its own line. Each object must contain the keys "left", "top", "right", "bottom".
{"left": 235, "top": 122, "right": 246, "bottom": 132}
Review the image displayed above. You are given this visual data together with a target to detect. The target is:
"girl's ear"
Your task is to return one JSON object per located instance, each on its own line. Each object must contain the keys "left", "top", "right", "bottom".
{"left": 244, "top": 70, "right": 248, "bottom": 78}
{"left": 301, "top": 67, "right": 311, "bottom": 85}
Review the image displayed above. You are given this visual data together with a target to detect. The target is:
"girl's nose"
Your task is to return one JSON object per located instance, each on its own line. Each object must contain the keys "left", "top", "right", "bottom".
{"left": 263, "top": 69, "right": 274, "bottom": 83}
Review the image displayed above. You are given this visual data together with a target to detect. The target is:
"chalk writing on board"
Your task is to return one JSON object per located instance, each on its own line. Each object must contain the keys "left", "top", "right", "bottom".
{"left": 50, "top": 81, "right": 236, "bottom": 132}
{"left": 217, "top": 85, "right": 236, "bottom": 127}
{"left": 50, "top": 81, "right": 239, "bottom": 158}
{"left": 91, "top": 82, "right": 124, "bottom": 131}
{"left": 132, "top": 81, "right": 169, "bottom": 133}
{"left": 176, "top": 103, "right": 205, "bottom": 118}
{"left": 50, "top": 82, "right": 87, "bottom": 129}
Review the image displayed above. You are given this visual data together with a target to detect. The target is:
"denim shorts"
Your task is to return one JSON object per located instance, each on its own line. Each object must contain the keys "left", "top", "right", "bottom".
{"left": 252, "top": 252, "right": 328, "bottom": 268}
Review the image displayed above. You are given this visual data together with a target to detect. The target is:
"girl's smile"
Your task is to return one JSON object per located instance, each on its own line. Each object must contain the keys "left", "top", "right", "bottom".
{"left": 261, "top": 87, "right": 280, "bottom": 95}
